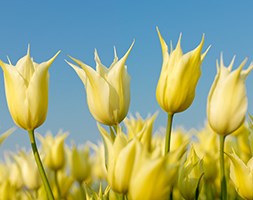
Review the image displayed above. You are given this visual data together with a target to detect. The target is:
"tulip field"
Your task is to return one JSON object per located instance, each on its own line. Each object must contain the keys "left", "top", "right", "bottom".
{"left": 0, "top": 28, "right": 253, "bottom": 200}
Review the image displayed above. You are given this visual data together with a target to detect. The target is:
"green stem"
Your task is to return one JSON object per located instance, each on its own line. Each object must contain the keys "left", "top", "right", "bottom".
{"left": 54, "top": 170, "right": 61, "bottom": 200}
{"left": 109, "top": 126, "right": 115, "bottom": 141}
{"left": 79, "top": 181, "right": 86, "bottom": 200}
{"left": 28, "top": 130, "right": 55, "bottom": 200}
{"left": 165, "top": 113, "right": 174, "bottom": 154}
{"left": 219, "top": 135, "right": 227, "bottom": 200}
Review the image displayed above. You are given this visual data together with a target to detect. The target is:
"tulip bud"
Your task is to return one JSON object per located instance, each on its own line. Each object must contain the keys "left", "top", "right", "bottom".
{"left": 14, "top": 151, "right": 41, "bottom": 190}
{"left": 0, "top": 47, "right": 60, "bottom": 131}
{"left": 124, "top": 113, "right": 157, "bottom": 151}
{"left": 207, "top": 55, "right": 253, "bottom": 135}
{"left": 98, "top": 124, "right": 137, "bottom": 194}
{"left": 70, "top": 145, "right": 91, "bottom": 183}
{"left": 228, "top": 152, "right": 253, "bottom": 199}
{"left": 128, "top": 144, "right": 177, "bottom": 200}
{"left": 38, "top": 131, "right": 68, "bottom": 171}
{"left": 66, "top": 42, "right": 134, "bottom": 125}
{"left": 156, "top": 28, "right": 209, "bottom": 114}
{"left": 178, "top": 146, "right": 204, "bottom": 200}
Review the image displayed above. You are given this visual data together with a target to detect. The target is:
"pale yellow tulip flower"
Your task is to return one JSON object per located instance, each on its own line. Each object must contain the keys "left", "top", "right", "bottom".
{"left": 207, "top": 55, "right": 253, "bottom": 136}
{"left": 128, "top": 143, "right": 178, "bottom": 200}
{"left": 178, "top": 145, "right": 204, "bottom": 200}
{"left": 14, "top": 151, "right": 41, "bottom": 190}
{"left": 228, "top": 152, "right": 253, "bottom": 200}
{"left": 66, "top": 42, "right": 134, "bottom": 125}
{"left": 156, "top": 28, "right": 209, "bottom": 114}
{"left": 70, "top": 145, "right": 92, "bottom": 183}
{"left": 38, "top": 130, "right": 68, "bottom": 171}
{"left": 98, "top": 124, "right": 137, "bottom": 194}
{"left": 0, "top": 46, "right": 60, "bottom": 131}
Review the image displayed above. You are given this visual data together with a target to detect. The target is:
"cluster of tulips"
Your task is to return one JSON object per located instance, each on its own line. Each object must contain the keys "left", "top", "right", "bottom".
{"left": 0, "top": 27, "right": 253, "bottom": 200}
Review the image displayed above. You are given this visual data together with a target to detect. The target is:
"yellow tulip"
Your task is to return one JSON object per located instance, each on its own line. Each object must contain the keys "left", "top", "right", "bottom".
{"left": 70, "top": 145, "right": 92, "bottom": 183}
{"left": 37, "top": 131, "right": 68, "bottom": 171}
{"left": 0, "top": 47, "right": 60, "bottom": 131}
{"left": 178, "top": 146, "right": 204, "bottom": 200}
{"left": 89, "top": 142, "right": 107, "bottom": 180}
{"left": 14, "top": 151, "right": 41, "bottom": 190}
{"left": 124, "top": 112, "right": 157, "bottom": 151}
{"left": 98, "top": 124, "right": 136, "bottom": 194}
{"left": 128, "top": 144, "right": 177, "bottom": 200}
{"left": 207, "top": 55, "right": 253, "bottom": 135}
{"left": 156, "top": 28, "right": 209, "bottom": 114}
{"left": 228, "top": 152, "right": 253, "bottom": 200}
{"left": 66, "top": 42, "right": 134, "bottom": 125}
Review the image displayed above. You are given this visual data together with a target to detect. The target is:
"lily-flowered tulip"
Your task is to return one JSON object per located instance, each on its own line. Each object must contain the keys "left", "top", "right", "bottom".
{"left": 207, "top": 55, "right": 253, "bottom": 135}
{"left": 156, "top": 28, "right": 209, "bottom": 114}
{"left": 37, "top": 131, "right": 68, "bottom": 171}
{"left": 228, "top": 152, "right": 253, "bottom": 200}
{"left": 98, "top": 124, "right": 137, "bottom": 194}
{"left": 14, "top": 151, "right": 41, "bottom": 190}
{"left": 0, "top": 47, "right": 60, "bottom": 131}
{"left": 66, "top": 42, "right": 134, "bottom": 125}
{"left": 128, "top": 144, "right": 177, "bottom": 200}
{"left": 178, "top": 146, "right": 204, "bottom": 200}
{"left": 70, "top": 145, "right": 92, "bottom": 183}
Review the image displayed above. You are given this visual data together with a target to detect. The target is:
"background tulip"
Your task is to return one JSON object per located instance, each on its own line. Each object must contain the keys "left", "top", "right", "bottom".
{"left": 228, "top": 152, "right": 253, "bottom": 200}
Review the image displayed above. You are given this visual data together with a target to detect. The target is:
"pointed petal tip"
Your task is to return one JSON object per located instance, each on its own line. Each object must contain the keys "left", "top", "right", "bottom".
{"left": 242, "top": 60, "right": 253, "bottom": 77}
{"left": 238, "top": 57, "right": 248, "bottom": 71}
{"left": 47, "top": 50, "right": 61, "bottom": 66}
{"left": 201, "top": 45, "right": 211, "bottom": 60}
{"left": 176, "top": 33, "right": 182, "bottom": 49}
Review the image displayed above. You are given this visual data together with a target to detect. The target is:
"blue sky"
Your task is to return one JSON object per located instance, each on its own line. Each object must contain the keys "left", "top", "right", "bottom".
{"left": 0, "top": 1, "right": 253, "bottom": 151}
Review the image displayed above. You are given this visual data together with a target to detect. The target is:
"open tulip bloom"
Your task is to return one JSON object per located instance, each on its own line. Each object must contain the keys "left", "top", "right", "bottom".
{"left": 0, "top": 46, "right": 60, "bottom": 200}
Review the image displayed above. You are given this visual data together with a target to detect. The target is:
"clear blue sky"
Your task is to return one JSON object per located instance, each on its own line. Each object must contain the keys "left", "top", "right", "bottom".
{"left": 0, "top": 1, "right": 253, "bottom": 151}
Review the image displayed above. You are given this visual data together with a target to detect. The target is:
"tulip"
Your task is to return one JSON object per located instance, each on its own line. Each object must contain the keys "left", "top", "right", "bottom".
{"left": 178, "top": 146, "right": 204, "bottom": 200}
{"left": 38, "top": 131, "right": 68, "bottom": 171}
{"left": 98, "top": 124, "right": 137, "bottom": 194}
{"left": 207, "top": 56, "right": 253, "bottom": 136}
{"left": 124, "top": 112, "right": 157, "bottom": 151}
{"left": 70, "top": 144, "right": 92, "bottom": 200}
{"left": 207, "top": 55, "right": 253, "bottom": 200}
{"left": 0, "top": 46, "right": 60, "bottom": 200}
{"left": 14, "top": 151, "right": 41, "bottom": 190}
{"left": 128, "top": 144, "right": 177, "bottom": 200}
{"left": 0, "top": 46, "right": 60, "bottom": 131}
{"left": 156, "top": 27, "right": 209, "bottom": 154}
{"left": 66, "top": 42, "right": 134, "bottom": 126}
{"left": 156, "top": 28, "right": 209, "bottom": 114}
{"left": 228, "top": 152, "right": 253, "bottom": 200}
{"left": 70, "top": 145, "right": 92, "bottom": 183}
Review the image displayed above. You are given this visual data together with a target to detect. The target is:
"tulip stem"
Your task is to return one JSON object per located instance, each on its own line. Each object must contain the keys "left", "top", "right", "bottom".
{"left": 165, "top": 113, "right": 174, "bottom": 154}
{"left": 219, "top": 135, "right": 227, "bottom": 200}
{"left": 54, "top": 170, "right": 61, "bottom": 200}
{"left": 109, "top": 126, "right": 116, "bottom": 141}
{"left": 28, "top": 130, "right": 55, "bottom": 200}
